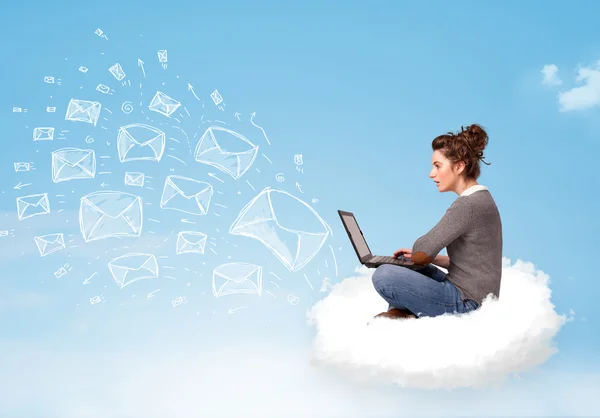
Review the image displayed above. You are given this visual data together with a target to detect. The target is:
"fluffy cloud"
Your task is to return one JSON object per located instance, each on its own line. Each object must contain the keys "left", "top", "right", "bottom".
{"left": 555, "top": 61, "right": 600, "bottom": 112}
{"left": 541, "top": 64, "right": 562, "bottom": 86}
{"left": 307, "top": 258, "right": 573, "bottom": 389}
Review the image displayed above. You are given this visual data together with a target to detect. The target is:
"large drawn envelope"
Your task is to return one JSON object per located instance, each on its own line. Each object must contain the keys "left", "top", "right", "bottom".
{"left": 79, "top": 191, "right": 143, "bottom": 242}
{"left": 34, "top": 233, "right": 65, "bottom": 257}
{"left": 51, "top": 147, "right": 96, "bottom": 183}
{"left": 160, "top": 175, "right": 213, "bottom": 216}
{"left": 148, "top": 91, "right": 180, "bottom": 117}
{"left": 108, "top": 253, "right": 158, "bottom": 288}
{"left": 157, "top": 50, "right": 168, "bottom": 63}
{"left": 194, "top": 126, "right": 259, "bottom": 180}
{"left": 33, "top": 127, "right": 55, "bottom": 141}
{"left": 212, "top": 262, "right": 262, "bottom": 298}
{"left": 117, "top": 124, "right": 165, "bottom": 162}
{"left": 65, "top": 99, "right": 102, "bottom": 126}
{"left": 176, "top": 231, "right": 207, "bottom": 255}
{"left": 229, "top": 187, "right": 332, "bottom": 272}
{"left": 16, "top": 193, "right": 50, "bottom": 221}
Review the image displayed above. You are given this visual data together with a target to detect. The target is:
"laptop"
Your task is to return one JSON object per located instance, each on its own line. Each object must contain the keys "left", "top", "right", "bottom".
{"left": 338, "top": 210, "right": 425, "bottom": 270}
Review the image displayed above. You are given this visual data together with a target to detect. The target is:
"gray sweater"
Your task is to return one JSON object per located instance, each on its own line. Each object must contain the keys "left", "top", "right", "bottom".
{"left": 412, "top": 187, "right": 503, "bottom": 305}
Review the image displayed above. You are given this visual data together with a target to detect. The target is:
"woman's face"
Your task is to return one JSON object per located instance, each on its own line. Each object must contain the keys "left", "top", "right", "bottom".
{"left": 429, "top": 150, "right": 462, "bottom": 192}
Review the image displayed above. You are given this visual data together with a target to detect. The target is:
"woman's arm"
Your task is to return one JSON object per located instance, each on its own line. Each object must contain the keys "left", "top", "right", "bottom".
{"left": 432, "top": 255, "right": 450, "bottom": 269}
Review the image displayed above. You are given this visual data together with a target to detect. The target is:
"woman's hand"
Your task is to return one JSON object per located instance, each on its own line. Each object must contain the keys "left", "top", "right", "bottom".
{"left": 393, "top": 248, "right": 412, "bottom": 259}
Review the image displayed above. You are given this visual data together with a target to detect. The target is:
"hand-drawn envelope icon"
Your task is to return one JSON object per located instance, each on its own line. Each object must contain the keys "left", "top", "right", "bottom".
{"left": 212, "top": 262, "right": 262, "bottom": 298}
{"left": 117, "top": 124, "right": 166, "bottom": 162}
{"left": 14, "top": 162, "right": 31, "bottom": 172}
{"left": 33, "top": 127, "right": 55, "bottom": 141}
{"left": 124, "top": 172, "right": 145, "bottom": 187}
{"left": 51, "top": 147, "right": 96, "bottom": 183}
{"left": 16, "top": 193, "right": 50, "bottom": 221}
{"left": 65, "top": 99, "right": 102, "bottom": 126}
{"left": 157, "top": 50, "right": 168, "bottom": 63}
{"left": 79, "top": 191, "right": 143, "bottom": 242}
{"left": 176, "top": 231, "right": 207, "bottom": 255}
{"left": 108, "top": 253, "right": 158, "bottom": 288}
{"left": 44, "top": 76, "right": 55, "bottom": 83}
{"left": 148, "top": 91, "right": 181, "bottom": 117}
{"left": 108, "top": 63, "right": 126, "bottom": 81}
{"left": 160, "top": 175, "right": 213, "bottom": 216}
{"left": 34, "top": 233, "right": 65, "bottom": 257}
{"left": 229, "top": 187, "right": 332, "bottom": 272}
{"left": 194, "top": 126, "right": 259, "bottom": 180}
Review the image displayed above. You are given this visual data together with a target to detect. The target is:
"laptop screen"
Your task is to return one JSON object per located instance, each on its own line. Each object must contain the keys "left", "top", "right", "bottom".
{"left": 340, "top": 213, "right": 371, "bottom": 259}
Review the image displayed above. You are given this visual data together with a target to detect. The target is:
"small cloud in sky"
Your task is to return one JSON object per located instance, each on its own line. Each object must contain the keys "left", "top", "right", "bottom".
{"left": 554, "top": 60, "right": 600, "bottom": 112}
{"left": 307, "top": 257, "right": 572, "bottom": 390}
{"left": 541, "top": 64, "right": 562, "bottom": 86}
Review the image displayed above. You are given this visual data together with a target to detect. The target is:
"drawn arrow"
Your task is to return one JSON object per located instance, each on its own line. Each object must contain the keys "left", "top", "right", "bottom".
{"left": 234, "top": 112, "right": 241, "bottom": 121}
{"left": 147, "top": 289, "right": 160, "bottom": 299}
{"left": 13, "top": 182, "right": 31, "bottom": 190}
{"left": 228, "top": 306, "right": 248, "bottom": 314}
{"left": 188, "top": 83, "right": 200, "bottom": 101}
{"left": 82, "top": 272, "right": 97, "bottom": 285}
{"left": 296, "top": 181, "right": 304, "bottom": 193}
{"left": 100, "top": 182, "right": 109, "bottom": 188}
{"left": 137, "top": 59, "right": 146, "bottom": 79}
{"left": 250, "top": 112, "right": 271, "bottom": 145}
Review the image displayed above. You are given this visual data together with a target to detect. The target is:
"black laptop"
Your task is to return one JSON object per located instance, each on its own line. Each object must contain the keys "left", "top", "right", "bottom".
{"left": 338, "top": 210, "right": 425, "bottom": 270}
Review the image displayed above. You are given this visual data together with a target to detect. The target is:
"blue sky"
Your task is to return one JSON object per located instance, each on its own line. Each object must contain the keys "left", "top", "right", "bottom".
{"left": 0, "top": 0, "right": 599, "bottom": 416}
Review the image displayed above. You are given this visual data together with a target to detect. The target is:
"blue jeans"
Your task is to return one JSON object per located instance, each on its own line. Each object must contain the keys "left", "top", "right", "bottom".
{"left": 371, "top": 264, "right": 479, "bottom": 318}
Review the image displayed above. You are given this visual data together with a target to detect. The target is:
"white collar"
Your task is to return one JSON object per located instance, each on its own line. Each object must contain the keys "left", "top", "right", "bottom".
{"left": 461, "top": 184, "right": 488, "bottom": 196}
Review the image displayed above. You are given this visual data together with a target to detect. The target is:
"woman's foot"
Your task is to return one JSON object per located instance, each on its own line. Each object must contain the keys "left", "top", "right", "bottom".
{"left": 373, "top": 308, "right": 417, "bottom": 320}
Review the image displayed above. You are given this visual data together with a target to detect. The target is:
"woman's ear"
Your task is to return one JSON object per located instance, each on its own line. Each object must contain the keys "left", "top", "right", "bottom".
{"left": 454, "top": 160, "right": 466, "bottom": 175}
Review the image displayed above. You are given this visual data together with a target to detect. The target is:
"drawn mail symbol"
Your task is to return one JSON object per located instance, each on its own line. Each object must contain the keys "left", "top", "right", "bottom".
{"left": 33, "top": 127, "right": 55, "bottom": 141}
{"left": 108, "top": 63, "right": 126, "bottom": 81}
{"left": 96, "top": 84, "right": 110, "bottom": 94}
{"left": 79, "top": 191, "right": 143, "bottom": 242}
{"left": 54, "top": 267, "right": 68, "bottom": 278}
{"left": 65, "top": 99, "right": 102, "bottom": 126}
{"left": 14, "top": 162, "right": 31, "bottom": 172}
{"left": 51, "top": 148, "right": 96, "bottom": 183}
{"left": 124, "top": 172, "right": 145, "bottom": 187}
{"left": 148, "top": 91, "right": 181, "bottom": 117}
{"left": 229, "top": 187, "right": 332, "bottom": 272}
{"left": 34, "top": 233, "right": 65, "bottom": 257}
{"left": 212, "top": 262, "right": 262, "bottom": 298}
{"left": 210, "top": 90, "right": 223, "bottom": 105}
{"left": 108, "top": 253, "right": 158, "bottom": 288}
{"left": 157, "top": 50, "right": 168, "bottom": 63}
{"left": 176, "top": 231, "right": 207, "bottom": 255}
{"left": 160, "top": 175, "right": 213, "bottom": 216}
{"left": 16, "top": 193, "right": 50, "bottom": 221}
{"left": 194, "top": 126, "right": 259, "bottom": 180}
{"left": 117, "top": 124, "right": 166, "bottom": 162}
{"left": 44, "top": 76, "right": 55, "bottom": 84}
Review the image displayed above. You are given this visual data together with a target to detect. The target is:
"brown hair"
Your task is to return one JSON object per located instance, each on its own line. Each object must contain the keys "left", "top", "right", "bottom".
{"left": 432, "top": 124, "right": 491, "bottom": 180}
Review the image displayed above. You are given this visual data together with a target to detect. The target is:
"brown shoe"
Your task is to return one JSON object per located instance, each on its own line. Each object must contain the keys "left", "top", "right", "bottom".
{"left": 373, "top": 308, "right": 417, "bottom": 320}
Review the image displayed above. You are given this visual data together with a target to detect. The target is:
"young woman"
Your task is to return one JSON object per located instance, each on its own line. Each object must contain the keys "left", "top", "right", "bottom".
{"left": 371, "top": 124, "right": 502, "bottom": 319}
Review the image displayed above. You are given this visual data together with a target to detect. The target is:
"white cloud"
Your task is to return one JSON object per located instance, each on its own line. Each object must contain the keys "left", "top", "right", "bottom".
{"left": 0, "top": 337, "right": 598, "bottom": 417}
{"left": 557, "top": 60, "right": 600, "bottom": 112}
{"left": 307, "top": 257, "right": 572, "bottom": 390}
{"left": 541, "top": 64, "right": 562, "bottom": 86}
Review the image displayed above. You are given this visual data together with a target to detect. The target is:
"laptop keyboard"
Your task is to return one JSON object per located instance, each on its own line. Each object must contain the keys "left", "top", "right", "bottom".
{"left": 371, "top": 255, "right": 410, "bottom": 264}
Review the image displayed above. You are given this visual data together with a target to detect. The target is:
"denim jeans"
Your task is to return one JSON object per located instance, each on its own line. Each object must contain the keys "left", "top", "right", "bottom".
{"left": 371, "top": 263, "right": 479, "bottom": 318}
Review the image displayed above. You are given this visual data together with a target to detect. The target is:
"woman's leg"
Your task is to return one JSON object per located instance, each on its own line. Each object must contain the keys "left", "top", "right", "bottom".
{"left": 371, "top": 264, "right": 466, "bottom": 318}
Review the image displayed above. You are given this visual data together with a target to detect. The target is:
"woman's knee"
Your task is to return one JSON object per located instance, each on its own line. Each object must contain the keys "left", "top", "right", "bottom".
{"left": 372, "top": 264, "right": 407, "bottom": 292}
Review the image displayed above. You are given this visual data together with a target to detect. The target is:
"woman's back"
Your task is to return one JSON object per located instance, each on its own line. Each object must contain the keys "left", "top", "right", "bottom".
{"left": 446, "top": 188, "right": 503, "bottom": 305}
